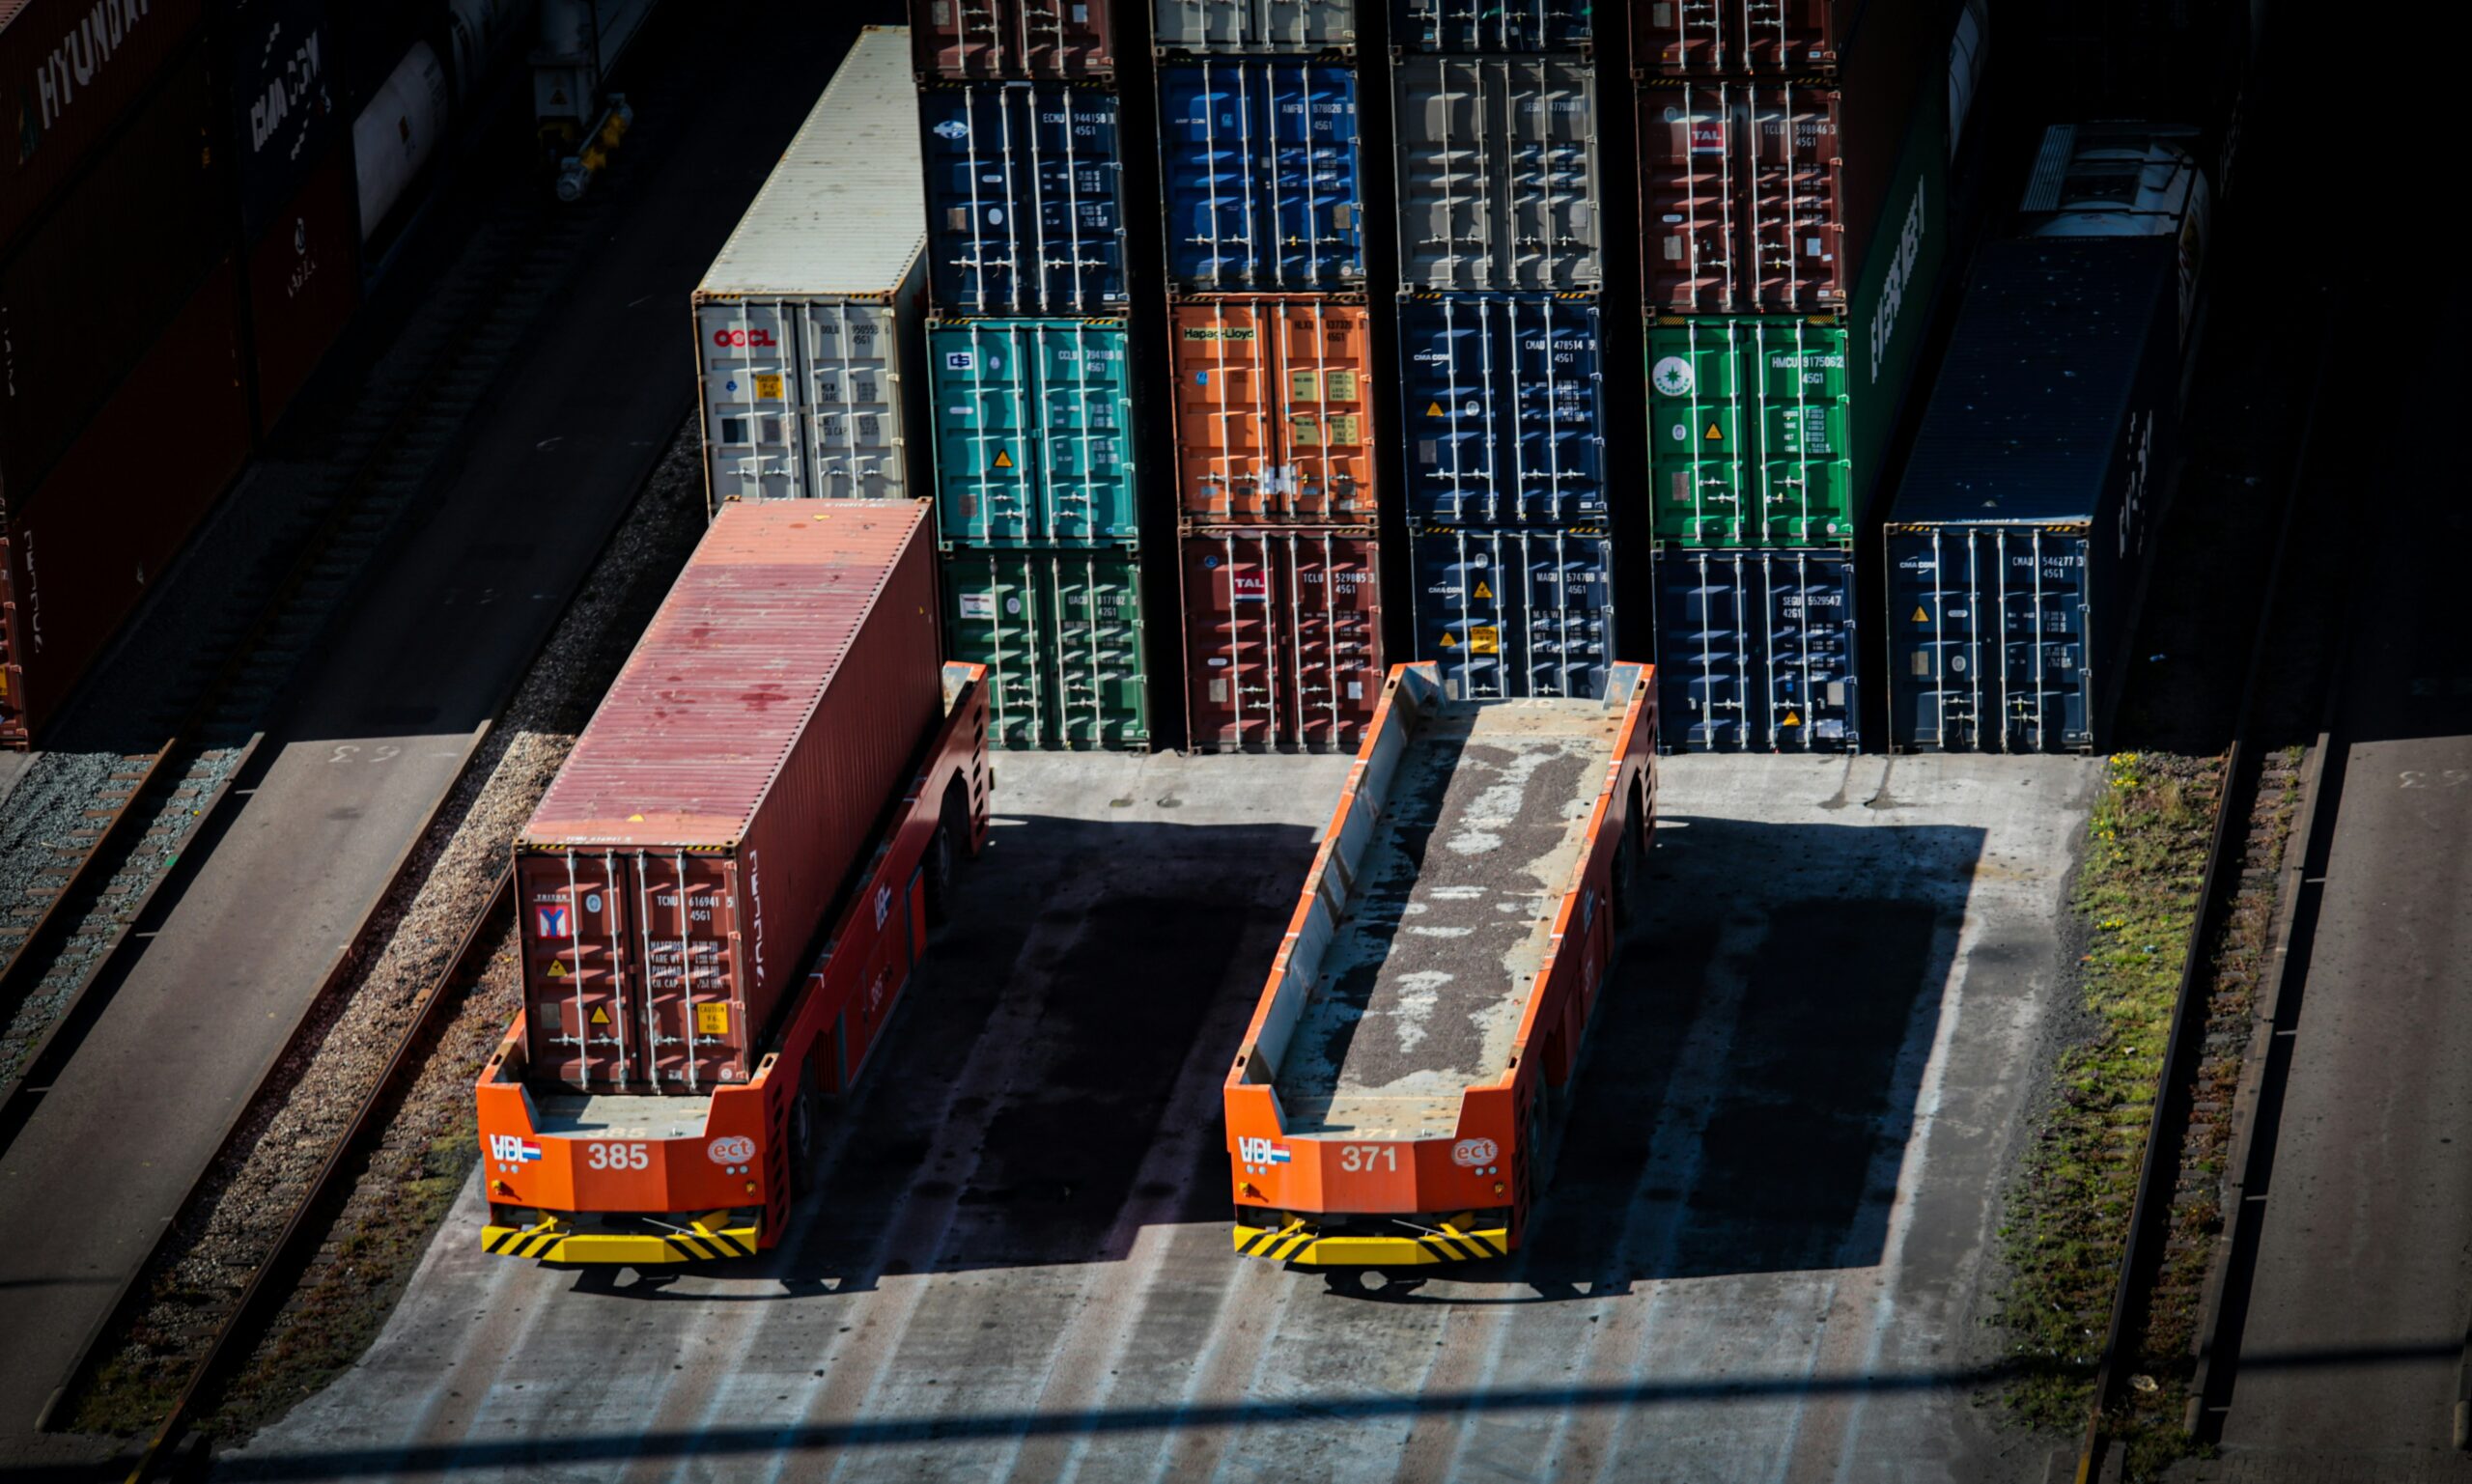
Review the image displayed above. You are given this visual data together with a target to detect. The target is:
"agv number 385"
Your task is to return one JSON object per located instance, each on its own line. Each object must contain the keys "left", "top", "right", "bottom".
{"left": 585, "top": 1142, "right": 650, "bottom": 1171}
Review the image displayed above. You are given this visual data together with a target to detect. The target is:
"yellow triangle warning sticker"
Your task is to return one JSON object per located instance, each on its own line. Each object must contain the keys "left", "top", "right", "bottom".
{"left": 1910, "top": 605, "right": 1929, "bottom": 623}
{"left": 1474, "top": 580, "right": 1493, "bottom": 600}
{"left": 1783, "top": 711, "right": 1802, "bottom": 726}
{"left": 1703, "top": 421, "right": 1725, "bottom": 441}
{"left": 1426, "top": 402, "right": 1445, "bottom": 416}
{"left": 1439, "top": 631, "right": 1459, "bottom": 647}
{"left": 547, "top": 961, "right": 567, "bottom": 978}
{"left": 993, "top": 448, "right": 1015, "bottom": 469}
{"left": 629, "top": 814, "right": 645, "bottom": 822}
{"left": 590, "top": 1005, "right": 609, "bottom": 1024}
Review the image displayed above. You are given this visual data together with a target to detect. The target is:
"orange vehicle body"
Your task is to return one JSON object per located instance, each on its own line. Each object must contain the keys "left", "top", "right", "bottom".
{"left": 474, "top": 665, "right": 991, "bottom": 1262}
{"left": 1223, "top": 660, "right": 1657, "bottom": 1268}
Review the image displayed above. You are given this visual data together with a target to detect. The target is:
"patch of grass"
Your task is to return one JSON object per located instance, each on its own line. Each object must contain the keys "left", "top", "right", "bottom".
{"left": 1996, "top": 751, "right": 2224, "bottom": 1433}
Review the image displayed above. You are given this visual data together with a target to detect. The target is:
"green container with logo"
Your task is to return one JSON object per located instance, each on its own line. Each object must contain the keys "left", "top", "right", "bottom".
{"left": 1647, "top": 90, "right": 1952, "bottom": 546}
{"left": 941, "top": 547, "right": 1150, "bottom": 750}
{"left": 930, "top": 320, "right": 1142, "bottom": 546}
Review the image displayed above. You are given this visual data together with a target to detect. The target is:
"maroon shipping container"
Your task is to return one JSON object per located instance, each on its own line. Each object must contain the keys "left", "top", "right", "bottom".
{"left": 1632, "top": 0, "right": 1849, "bottom": 73}
{"left": 1183, "top": 527, "right": 1382, "bottom": 752}
{"left": 0, "top": 0, "right": 210, "bottom": 248}
{"left": 1639, "top": 79, "right": 1842, "bottom": 313}
{"left": 0, "top": 42, "right": 228, "bottom": 508}
{"left": 1, "top": 256, "right": 248, "bottom": 745}
{"left": 245, "top": 145, "right": 361, "bottom": 434}
{"left": 516, "top": 500, "right": 944, "bottom": 1094}
{"left": 909, "top": 0, "right": 1112, "bottom": 79}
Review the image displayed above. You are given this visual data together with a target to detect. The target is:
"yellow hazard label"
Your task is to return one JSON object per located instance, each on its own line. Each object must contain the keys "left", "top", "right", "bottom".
{"left": 547, "top": 961, "right": 568, "bottom": 978}
{"left": 590, "top": 1005, "right": 609, "bottom": 1024}
{"left": 1911, "top": 605, "right": 1929, "bottom": 623}
{"left": 993, "top": 449, "right": 1015, "bottom": 469}
{"left": 1426, "top": 401, "right": 1446, "bottom": 417}
{"left": 1439, "top": 631, "right": 1459, "bottom": 648}
{"left": 629, "top": 813, "right": 645, "bottom": 822}
{"left": 1328, "top": 414, "right": 1360, "bottom": 443}
{"left": 696, "top": 1003, "right": 731, "bottom": 1036}
{"left": 1783, "top": 711, "right": 1802, "bottom": 727}
{"left": 1327, "top": 370, "right": 1358, "bottom": 401}
{"left": 1703, "top": 421, "right": 1725, "bottom": 441}
{"left": 1474, "top": 579, "right": 1493, "bottom": 601}
{"left": 752, "top": 374, "right": 784, "bottom": 400}
{"left": 1470, "top": 627, "right": 1500, "bottom": 655}
{"left": 1291, "top": 371, "right": 1319, "bottom": 400}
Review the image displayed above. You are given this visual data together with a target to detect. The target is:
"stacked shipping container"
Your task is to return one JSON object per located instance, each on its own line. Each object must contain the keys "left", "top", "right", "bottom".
{"left": 911, "top": 1, "right": 1154, "bottom": 748}
{"left": 1640, "top": 0, "right": 1988, "bottom": 751}
{"left": 1394, "top": 3, "right": 1613, "bottom": 701}
{"left": 1157, "top": 2, "right": 1384, "bottom": 749}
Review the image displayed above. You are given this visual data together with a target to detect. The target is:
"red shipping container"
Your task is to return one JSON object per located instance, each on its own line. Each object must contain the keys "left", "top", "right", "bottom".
{"left": 1183, "top": 526, "right": 1382, "bottom": 752}
{"left": 1172, "top": 299, "right": 1375, "bottom": 527}
{"left": 909, "top": 0, "right": 1113, "bottom": 78}
{"left": 245, "top": 145, "right": 361, "bottom": 435}
{"left": 1, "top": 256, "right": 248, "bottom": 745}
{"left": 0, "top": 0, "right": 210, "bottom": 247}
{"left": 1639, "top": 80, "right": 1842, "bottom": 314}
{"left": 516, "top": 500, "right": 943, "bottom": 1094}
{"left": 1632, "top": 0, "right": 1849, "bottom": 74}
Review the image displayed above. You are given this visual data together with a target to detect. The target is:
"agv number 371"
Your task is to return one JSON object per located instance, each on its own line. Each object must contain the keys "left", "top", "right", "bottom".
{"left": 1339, "top": 1145, "right": 1397, "bottom": 1172}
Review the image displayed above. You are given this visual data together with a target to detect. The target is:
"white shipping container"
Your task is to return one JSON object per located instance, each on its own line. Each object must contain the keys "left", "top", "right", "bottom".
{"left": 692, "top": 27, "right": 929, "bottom": 512}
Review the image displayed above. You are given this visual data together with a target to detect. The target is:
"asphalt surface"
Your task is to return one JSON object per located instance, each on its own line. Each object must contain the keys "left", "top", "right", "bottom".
{"left": 222, "top": 751, "right": 2094, "bottom": 1483}
{"left": 0, "top": 0, "right": 899, "bottom": 1457}
{"left": 2181, "top": 315, "right": 2472, "bottom": 1479}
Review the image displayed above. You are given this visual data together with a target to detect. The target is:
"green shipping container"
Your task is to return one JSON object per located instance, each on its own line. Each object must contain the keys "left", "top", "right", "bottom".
{"left": 942, "top": 547, "right": 1149, "bottom": 750}
{"left": 1647, "top": 87, "right": 1952, "bottom": 547}
{"left": 930, "top": 320, "right": 1142, "bottom": 546}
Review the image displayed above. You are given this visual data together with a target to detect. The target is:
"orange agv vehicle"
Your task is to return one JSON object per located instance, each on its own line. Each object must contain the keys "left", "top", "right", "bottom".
{"left": 1224, "top": 660, "right": 1656, "bottom": 1269}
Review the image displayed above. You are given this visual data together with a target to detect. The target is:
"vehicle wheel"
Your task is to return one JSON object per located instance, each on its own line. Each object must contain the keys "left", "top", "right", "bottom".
{"left": 923, "top": 788, "right": 966, "bottom": 927}
{"left": 789, "top": 1071, "right": 819, "bottom": 1197}
{"left": 1610, "top": 824, "right": 1640, "bottom": 932}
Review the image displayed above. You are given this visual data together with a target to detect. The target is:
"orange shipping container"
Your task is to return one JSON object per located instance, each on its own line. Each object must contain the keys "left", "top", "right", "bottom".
{"left": 1171, "top": 299, "right": 1375, "bottom": 526}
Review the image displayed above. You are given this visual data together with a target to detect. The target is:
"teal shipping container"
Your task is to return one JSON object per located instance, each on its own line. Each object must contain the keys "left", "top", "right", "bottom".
{"left": 942, "top": 547, "right": 1151, "bottom": 750}
{"left": 929, "top": 320, "right": 1142, "bottom": 546}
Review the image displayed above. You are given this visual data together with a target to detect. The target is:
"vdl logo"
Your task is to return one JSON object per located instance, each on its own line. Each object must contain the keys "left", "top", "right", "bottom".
{"left": 1237, "top": 1136, "right": 1291, "bottom": 1168}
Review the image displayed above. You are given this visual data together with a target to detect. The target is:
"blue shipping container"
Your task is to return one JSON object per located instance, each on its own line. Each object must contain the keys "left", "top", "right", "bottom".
{"left": 1393, "top": 0, "right": 1591, "bottom": 51}
{"left": 1158, "top": 59, "right": 1362, "bottom": 293}
{"left": 921, "top": 82, "right": 1127, "bottom": 315}
{"left": 1653, "top": 548, "right": 1857, "bottom": 753}
{"left": 1398, "top": 293, "right": 1605, "bottom": 526}
{"left": 1885, "top": 238, "right": 2178, "bottom": 754}
{"left": 1412, "top": 524, "right": 1614, "bottom": 699}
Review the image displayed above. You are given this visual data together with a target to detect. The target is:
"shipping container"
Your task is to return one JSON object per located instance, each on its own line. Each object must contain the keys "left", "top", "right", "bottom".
{"left": 0, "top": 43, "right": 228, "bottom": 508}
{"left": 1224, "top": 658, "right": 1655, "bottom": 1269}
{"left": 1633, "top": 0, "right": 1848, "bottom": 73}
{"left": 227, "top": 0, "right": 344, "bottom": 242}
{"left": 930, "top": 320, "right": 1139, "bottom": 545}
{"left": 1, "top": 258, "right": 249, "bottom": 745}
{"left": 1885, "top": 238, "right": 2177, "bottom": 755}
{"left": 1393, "top": 0, "right": 1587, "bottom": 52}
{"left": 910, "top": 0, "right": 1115, "bottom": 78}
{"left": 1171, "top": 298, "right": 1373, "bottom": 525}
{"left": 1637, "top": 79, "right": 1843, "bottom": 315}
{"left": 694, "top": 29, "right": 928, "bottom": 509}
{"left": 1412, "top": 524, "right": 1613, "bottom": 700}
{"left": 1153, "top": 0, "right": 1355, "bottom": 51}
{"left": 244, "top": 145, "right": 361, "bottom": 435}
{"left": 942, "top": 546, "right": 1149, "bottom": 748}
{"left": 534, "top": 0, "right": 663, "bottom": 148}
{"left": 516, "top": 501, "right": 944, "bottom": 1092}
{"left": 1644, "top": 83, "right": 1952, "bottom": 546}
{"left": 1652, "top": 546, "right": 1855, "bottom": 752}
{"left": 0, "top": 0, "right": 209, "bottom": 248}
{"left": 351, "top": 40, "right": 451, "bottom": 241}
{"left": 921, "top": 80, "right": 1126, "bottom": 315}
{"left": 1182, "top": 527, "right": 1382, "bottom": 751}
{"left": 1159, "top": 59, "right": 1362, "bottom": 293}
{"left": 1395, "top": 54, "right": 1598, "bottom": 292}
{"left": 1397, "top": 293, "right": 1603, "bottom": 527}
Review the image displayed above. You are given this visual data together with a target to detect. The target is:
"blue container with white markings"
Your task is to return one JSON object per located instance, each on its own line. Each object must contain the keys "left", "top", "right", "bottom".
{"left": 1652, "top": 547, "right": 1858, "bottom": 753}
{"left": 1411, "top": 524, "right": 1615, "bottom": 700}
{"left": 920, "top": 81, "right": 1127, "bottom": 315}
{"left": 1158, "top": 59, "right": 1362, "bottom": 294}
{"left": 1397, "top": 293, "right": 1605, "bottom": 526}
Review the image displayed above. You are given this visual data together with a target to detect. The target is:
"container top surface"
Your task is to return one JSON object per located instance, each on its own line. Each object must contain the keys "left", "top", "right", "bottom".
{"left": 694, "top": 27, "right": 923, "bottom": 299}
{"left": 1888, "top": 238, "right": 2175, "bottom": 527}
{"left": 522, "top": 499, "right": 928, "bottom": 849}
{"left": 1276, "top": 699, "right": 1617, "bottom": 1138}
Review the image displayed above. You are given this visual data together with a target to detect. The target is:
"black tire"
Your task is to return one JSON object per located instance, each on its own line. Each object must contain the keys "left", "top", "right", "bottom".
{"left": 788, "top": 1068, "right": 820, "bottom": 1197}
{"left": 923, "top": 786, "right": 967, "bottom": 927}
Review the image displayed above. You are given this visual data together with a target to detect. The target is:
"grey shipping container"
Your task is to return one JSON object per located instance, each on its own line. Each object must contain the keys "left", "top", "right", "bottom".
{"left": 1653, "top": 547, "right": 1857, "bottom": 753}
{"left": 1885, "top": 238, "right": 2177, "bottom": 755}
{"left": 1413, "top": 523, "right": 1614, "bottom": 700}
{"left": 693, "top": 28, "right": 927, "bottom": 510}
{"left": 1395, "top": 54, "right": 1599, "bottom": 292}
{"left": 1153, "top": 0, "right": 1355, "bottom": 51}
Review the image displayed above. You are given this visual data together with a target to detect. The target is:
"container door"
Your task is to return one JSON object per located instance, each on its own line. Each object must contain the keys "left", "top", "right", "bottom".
{"left": 1750, "top": 319, "right": 1852, "bottom": 543}
{"left": 1758, "top": 550, "right": 1857, "bottom": 751}
{"left": 1037, "top": 322, "right": 1141, "bottom": 542}
{"left": 1271, "top": 301, "right": 1373, "bottom": 522}
{"left": 1161, "top": 62, "right": 1361, "bottom": 293}
{"left": 1395, "top": 0, "right": 1589, "bottom": 51}
{"left": 630, "top": 851, "right": 748, "bottom": 1091}
{"left": 698, "top": 300, "right": 806, "bottom": 507}
{"left": 932, "top": 322, "right": 1037, "bottom": 544}
{"left": 1996, "top": 531, "right": 2092, "bottom": 754}
{"left": 922, "top": 85, "right": 1124, "bottom": 314}
{"left": 944, "top": 550, "right": 1051, "bottom": 748}
{"left": 1647, "top": 320, "right": 1751, "bottom": 545}
{"left": 1288, "top": 532, "right": 1382, "bottom": 748}
{"left": 802, "top": 302, "right": 905, "bottom": 499}
{"left": 1400, "top": 56, "right": 1599, "bottom": 291}
{"left": 1633, "top": 0, "right": 1727, "bottom": 72}
{"left": 1745, "top": 85, "right": 1844, "bottom": 311}
{"left": 1519, "top": 530, "right": 1615, "bottom": 700}
{"left": 1175, "top": 302, "right": 1277, "bottom": 522}
{"left": 1181, "top": 531, "right": 1380, "bottom": 749}
{"left": 1048, "top": 550, "right": 1150, "bottom": 749}
{"left": 1889, "top": 527, "right": 1984, "bottom": 753}
{"left": 1640, "top": 80, "right": 1742, "bottom": 313}
{"left": 1414, "top": 526, "right": 1512, "bottom": 699}
{"left": 518, "top": 851, "right": 642, "bottom": 1090}
{"left": 1403, "top": 295, "right": 1605, "bottom": 526}
{"left": 1740, "top": 0, "right": 1842, "bottom": 70}
{"left": 917, "top": 0, "right": 1113, "bottom": 80}
{"left": 1651, "top": 548, "right": 1751, "bottom": 750}
{"left": 1029, "top": 86, "right": 1126, "bottom": 311}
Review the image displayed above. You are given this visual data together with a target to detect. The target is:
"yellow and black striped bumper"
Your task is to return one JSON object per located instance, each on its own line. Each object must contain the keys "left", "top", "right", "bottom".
{"left": 482, "top": 1214, "right": 761, "bottom": 1264}
{"left": 1233, "top": 1218, "right": 1510, "bottom": 1268}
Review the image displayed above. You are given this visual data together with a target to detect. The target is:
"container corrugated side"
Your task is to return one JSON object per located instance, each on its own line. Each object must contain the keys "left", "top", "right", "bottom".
{"left": 920, "top": 80, "right": 1127, "bottom": 316}
{"left": 942, "top": 546, "right": 1148, "bottom": 749}
{"left": 1393, "top": 0, "right": 1588, "bottom": 51}
{"left": 1652, "top": 546, "right": 1856, "bottom": 752}
{"left": 1152, "top": 0, "right": 1354, "bottom": 51}
{"left": 517, "top": 501, "right": 943, "bottom": 1092}
{"left": 1398, "top": 293, "right": 1604, "bottom": 527}
{"left": 1171, "top": 299, "right": 1373, "bottom": 526}
{"left": 1159, "top": 58, "right": 1362, "bottom": 294}
{"left": 0, "top": 0, "right": 210, "bottom": 248}
{"left": 931, "top": 320, "right": 1139, "bottom": 545}
{"left": 1395, "top": 54, "right": 1598, "bottom": 293}
{"left": 1411, "top": 523, "right": 1614, "bottom": 700}
{"left": 1182, "top": 527, "right": 1382, "bottom": 751}
{"left": 246, "top": 144, "right": 360, "bottom": 435}
{"left": 909, "top": 0, "right": 1115, "bottom": 78}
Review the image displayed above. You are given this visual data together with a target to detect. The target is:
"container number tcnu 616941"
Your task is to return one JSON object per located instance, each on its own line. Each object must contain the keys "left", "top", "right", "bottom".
{"left": 585, "top": 1143, "right": 650, "bottom": 1171}
{"left": 1339, "top": 1144, "right": 1397, "bottom": 1172}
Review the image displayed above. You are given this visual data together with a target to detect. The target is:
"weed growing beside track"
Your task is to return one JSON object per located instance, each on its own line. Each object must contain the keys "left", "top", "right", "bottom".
{"left": 1997, "top": 751, "right": 2223, "bottom": 1438}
